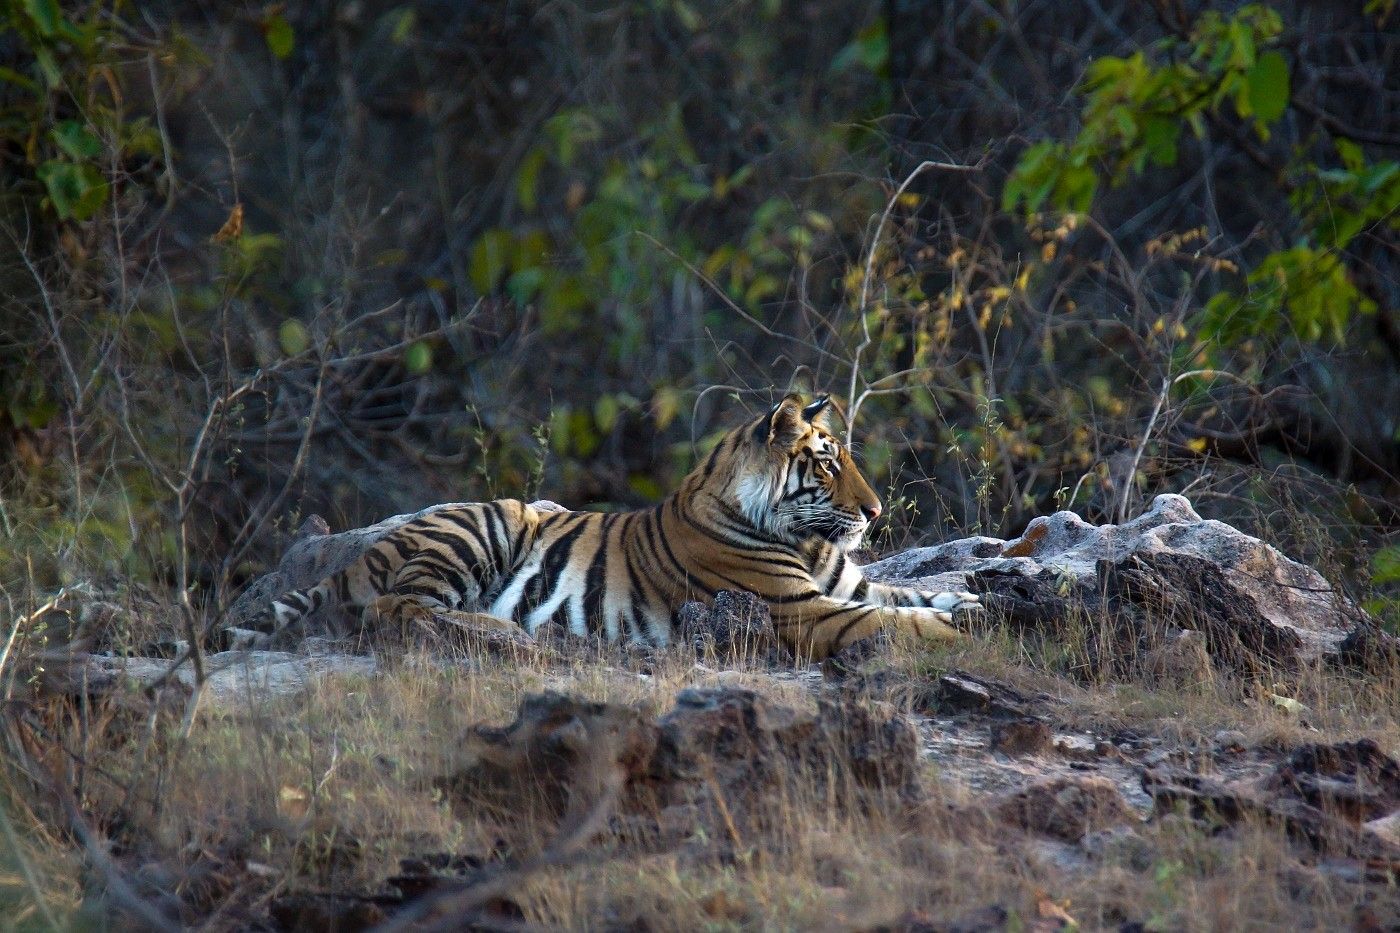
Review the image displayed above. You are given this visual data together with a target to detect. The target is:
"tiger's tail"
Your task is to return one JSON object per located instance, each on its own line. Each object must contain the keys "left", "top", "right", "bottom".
{"left": 221, "top": 580, "right": 334, "bottom": 649}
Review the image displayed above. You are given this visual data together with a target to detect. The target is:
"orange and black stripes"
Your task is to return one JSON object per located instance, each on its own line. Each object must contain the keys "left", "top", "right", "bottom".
{"left": 257, "top": 394, "right": 979, "bottom": 658}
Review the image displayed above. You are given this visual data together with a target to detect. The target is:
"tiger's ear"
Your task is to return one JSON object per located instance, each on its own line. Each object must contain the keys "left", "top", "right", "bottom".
{"left": 765, "top": 394, "right": 806, "bottom": 448}
{"left": 802, "top": 395, "right": 833, "bottom": 429}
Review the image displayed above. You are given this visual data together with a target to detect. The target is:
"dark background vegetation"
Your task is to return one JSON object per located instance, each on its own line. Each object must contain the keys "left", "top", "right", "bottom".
{"left": 2, "top": 0, "right": 1398, "bottom": 625}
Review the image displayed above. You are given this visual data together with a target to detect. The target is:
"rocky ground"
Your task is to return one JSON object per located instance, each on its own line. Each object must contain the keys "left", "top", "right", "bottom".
{"left": 7, "top": 497, "right": 1400, "bottom": 930}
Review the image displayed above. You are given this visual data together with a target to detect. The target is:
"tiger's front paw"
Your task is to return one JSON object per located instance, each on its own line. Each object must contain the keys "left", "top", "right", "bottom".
{"left": 930, "top": 590, "right": 981, "bottom": 613}
{"left": 908, "top": 606, "right": 962, "bottom": 641}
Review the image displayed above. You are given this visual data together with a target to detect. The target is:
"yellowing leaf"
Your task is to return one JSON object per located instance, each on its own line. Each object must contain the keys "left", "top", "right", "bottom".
{"left": 212, "top": 203, "right": 244, "bottom": 243}
{"left": 278, "top": 319, "right": 309, "bottom": 356}
{"left": 469, "top": 229, "right": 515, "bottom": 294}
{"left": 594, "top": 394, "right": 620, "bottom": 432}
{"left": 653, "top": 386, "right": 681, "bottom": 430}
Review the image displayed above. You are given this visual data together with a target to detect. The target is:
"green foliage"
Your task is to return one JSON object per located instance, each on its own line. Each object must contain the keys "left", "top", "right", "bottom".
{"left": 1003, "top": 5, "right": 1287, "bottom": 215}
{"left": 1366, "top": 544, "right": 1400, "bottom": 634}
{"left": 1, "top": 1, "right": 166, "bottom": 221}
{"left": 0, "top": 2, "right": 169, "bottom": 437}
{"left": 1375, "top": 545, "right": 1400, "bottom": 586}
{"left": 1202, "top": 245, "right": 1374, "bottom": 345}
{"left": 1200, "top": 137, "right": 1398, "bottom": 347}
{"left": 1292, "top": 139, "right": 1400, "bottom": 252}
{"left": 471, "top": 99, "right": 841, "bottom": 364}
{"left": 279, "top": 319, "right": 310, "bottom": 357}
{"left": 1003, "top": 4, "right": 1397, "bottom": 353}
{"left": 830, "top": 18, "right": 889, "bottom": 77}
{"left": 262, "top": 12, "right": 295, "bottom": 59}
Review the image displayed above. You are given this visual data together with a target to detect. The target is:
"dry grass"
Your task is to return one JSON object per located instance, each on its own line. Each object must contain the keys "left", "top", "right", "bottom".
{"left": 1, "top": 608, "right": 1397, "bottom": 931}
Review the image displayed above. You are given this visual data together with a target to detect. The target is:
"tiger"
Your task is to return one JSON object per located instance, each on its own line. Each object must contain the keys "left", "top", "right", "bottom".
{"left": 256, "top": 394, "right": 981, "bottom": 659}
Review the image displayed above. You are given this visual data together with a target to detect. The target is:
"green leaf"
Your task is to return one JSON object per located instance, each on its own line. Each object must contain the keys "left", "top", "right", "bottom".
{"left": 0, "top": 65, "right": 39, "bottom": 92}
{"left": 1142, "top": 116, "right": 1179, "bottom": 167}
{"left": 539, "top": 275, "right": 589, "bottom": 334}
{"left": 1336, "top": 138, "right": 1365, "bottom": 172}
{"left": 403, "top": 341, "right": 432, "bottom": 374}
{"left": 23, "top": 0, "right": 62, "bottom": 36}
{"left": 388, "top": 7, "right": 416, "bottom": 43}
{"left": 569, "top": 409, "right": 599, "bottom": 457}
{"left": 594, "top": 394, "right": 620, "bottom": 433}
{"left": 506, "top": 267, "right": 544, "bottom": 304}
{"left": 1246, "top": 51, "right": 1289, "bottom": 124}
{"left": 52, "top": 120, "right": 102, "bottom": 159}
{"left": 264, "top": 14, "right": 294, "bottom": 59}
{"left": 278, "top": 319, "right": 309, "bottom": 356}
{"left": 36, "top": 160, "right": 108, "bottom": 220}
{"left": 33, "top": 47, "right": 60, "bottom": 87}
{"left": 672, "top": 0, "right": 700, "bottom": 31}
{"left": 1374, "top": 544, "right": 1400, "bottom": 585}
{"left": 831, "top": 20, "right": 888, "bottom": 75}
{"left": 468, "top": 229, "right": 515, "bottom": 293}
{"left": 515, "top": 148, "right": 545, "bottom": 213}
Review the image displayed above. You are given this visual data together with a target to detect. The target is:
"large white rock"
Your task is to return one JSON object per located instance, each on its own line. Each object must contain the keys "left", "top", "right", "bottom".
{"left": 865, "top": 494, "right": 1368, "bottom": 663}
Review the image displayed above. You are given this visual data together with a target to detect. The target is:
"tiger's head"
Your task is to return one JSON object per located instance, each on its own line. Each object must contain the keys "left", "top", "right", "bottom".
{"left": 719, "top": 393, "right": 883, "bottom": 552}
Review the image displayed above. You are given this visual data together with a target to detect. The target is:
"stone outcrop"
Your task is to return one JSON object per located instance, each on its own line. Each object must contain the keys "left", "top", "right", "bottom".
{"left": 215, "top": 493, "right": 1383, "bottom": 673}
{"left": 1143, "top": 739, "right": 1400, "bottom": 860}
{"left": 675, "top": 589, "right": 785, "bottom": 663}
{"left": 865, "top": 494, "right": 1375, "bottom": 671}
{"left": 437, "top": 687, "right": 921, "bottom": 842}
{"left": 993, "top": 776, "right": 1139, "bottom": 842}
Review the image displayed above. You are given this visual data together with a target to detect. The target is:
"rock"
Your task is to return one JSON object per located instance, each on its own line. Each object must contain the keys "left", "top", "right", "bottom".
{"left": 1143, "top": 738, "right": 1400, "bottom": 858}
{"left": 1263, "top": 739, "right": 1400, "bottom": 823}
{"left": 437, "top": 691, "right": 657, "bottom": 823}
{"left": 867, "top": 905, "right": 1010, "bottom": 933}
{"left": 993, "top": 776, "right": 1138, "bottom": 841}
{"left": 1139, "top": 628, "right": 1213, "bottom": 687}
{"left": 925, "top": 671, "right": 1038, "bottom": 719}
{"left": 1213, "top": 730, "right": 1248, "bottom": 753}
{"left": 864, "top": 494, "right": 1369, "bottom": 671}
{"left": 268, "top": 893, "right": 392, "bottom": 931}
{"left": 397, "top": 613, "right": 548, "bottom": 662}
{"left": 822, "top": 629, "right": 895, "bottom": 678}
{"left": 989, "top": 718, "right": 1053, "bottom": 757}
{"left": 675, "top": 590, "right": 785, "bottom": 664}
{"left": 437, "top": 687, "right": 922, "bottom": 847}
{"left": 220, "top": 492, "right": 1368, "bottom": 675}
{"left": 1335, "top": 622, "right": 1400, "bottom": 671}
{"left": 652, "top": 687, "right": 922, "bottom": 815}
{"left": 58, "top": 648, "right": 377, "bottom": 711}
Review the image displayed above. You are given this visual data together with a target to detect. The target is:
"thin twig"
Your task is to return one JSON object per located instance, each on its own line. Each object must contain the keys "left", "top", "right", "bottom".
{"left": 12, "top": 224, "right": 83, "bottom": 412}
{"left": 636, "top": 232, "right": 845, "bottom": 365}
{"left": 1117, "top": 368, "right": 1254, "bottom": 522}
{"left": 848, "top": 159, "right": 981, "bottom": 444}
{"left": 0, "top": 589, "right": 66, "bottom": 698}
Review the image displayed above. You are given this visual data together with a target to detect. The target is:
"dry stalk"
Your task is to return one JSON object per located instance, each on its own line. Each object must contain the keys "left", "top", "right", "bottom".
{"left": 846, "top": 159, "right": 981, "bottom": 446}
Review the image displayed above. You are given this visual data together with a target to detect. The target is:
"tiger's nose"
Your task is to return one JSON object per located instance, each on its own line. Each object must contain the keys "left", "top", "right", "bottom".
{"left": 862, "top": 503, "right": 882, "bottom": 522}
